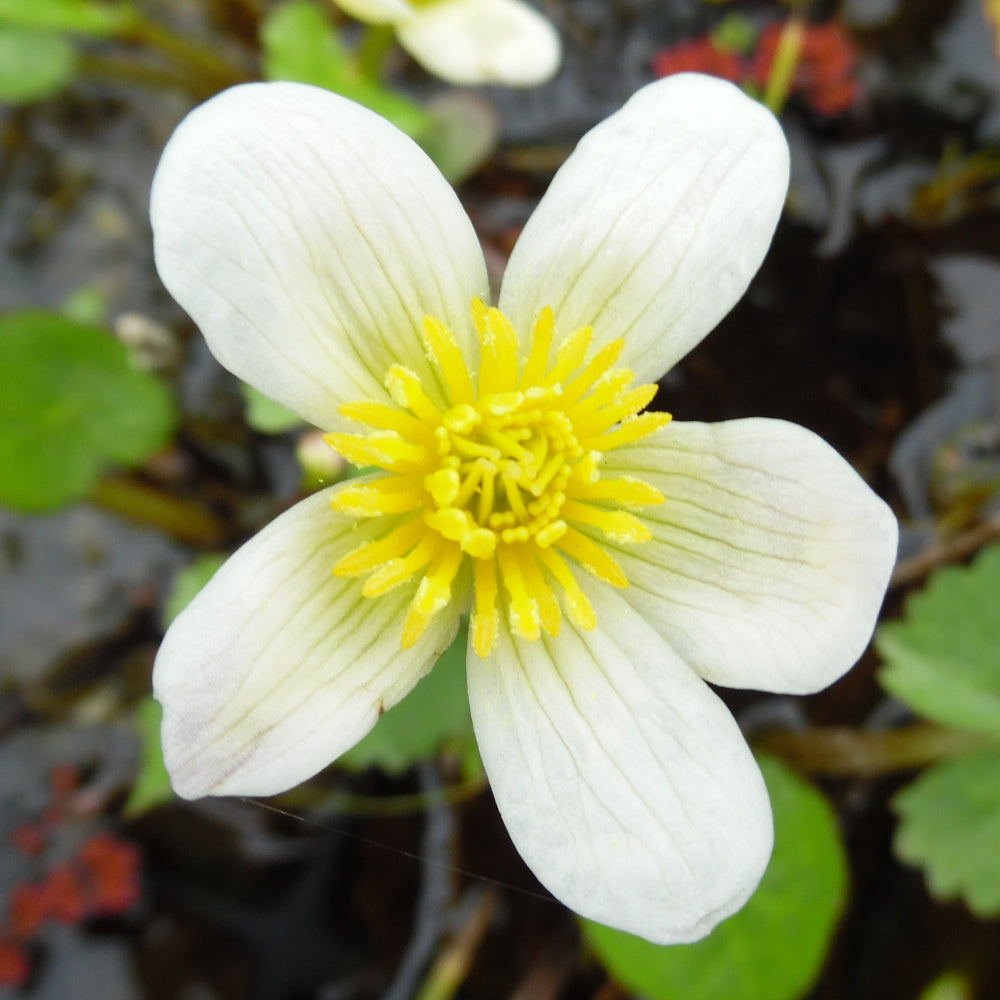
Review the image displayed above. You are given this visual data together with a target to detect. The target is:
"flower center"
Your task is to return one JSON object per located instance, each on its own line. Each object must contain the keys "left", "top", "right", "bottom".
{"left": 325, "top": 299, "right": 671, "bottom": 657}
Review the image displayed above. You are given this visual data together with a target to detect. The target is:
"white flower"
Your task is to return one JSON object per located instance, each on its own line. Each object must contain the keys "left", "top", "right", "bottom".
{"left": 150, "top": 74, "right": 897, "bottom": 944}
{"left": 332, "top": 0, "right": 560, "bottom": 86}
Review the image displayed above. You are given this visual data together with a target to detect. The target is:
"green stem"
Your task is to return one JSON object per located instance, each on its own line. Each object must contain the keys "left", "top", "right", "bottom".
{"left": 89, "top": 474, "right": 227, "bottom": 546}
{"left": 415, "top": 889, "right": 497, "bottom": 1000}
{"left": 76, "top": 50, "right": 214, "bottom": 94}
{"left": 762, "top": 15, "right": 805, "bottom": 116}
{"left": 317, "top": 773, "right": 488, "bottom": 817}
{"left": 757, "top": 723, "right": 993, "bottom": 778}
{"left": 121, "top": 13, "right": 249, "bottom": 93}
{"left": 357, "top": 24, "right": 397, "bottom": 82}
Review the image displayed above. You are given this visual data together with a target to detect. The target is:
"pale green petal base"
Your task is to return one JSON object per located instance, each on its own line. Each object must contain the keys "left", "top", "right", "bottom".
{"left": 602, "top": 419, "right": 898, "bottom": 694}
{"left": 154, "top": 486, "right": 460, "bottom": 798}
{"left": 468, "top": 585, "right": 773, "bottom": 944}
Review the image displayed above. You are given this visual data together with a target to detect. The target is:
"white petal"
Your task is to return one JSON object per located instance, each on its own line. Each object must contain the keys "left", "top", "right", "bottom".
{"left": 151, "top": 82, "right": 488, "bottom": 430}
{"left": 602, "top": 419, "right": 898, "bottom": 694}
{"left": 499, "top": 74, "right": 789, "bottom": 382}
{"left": 397, "top": 0, "right": 560, "bottom": 87}
{"left": 154, "top": 488, "right": 460, "bottom": 798}
{"left": 333, "top": 0, "right": 413, "bottom": 23}
{"left": 468, "top": 586, "right": 773, "bottom": 944}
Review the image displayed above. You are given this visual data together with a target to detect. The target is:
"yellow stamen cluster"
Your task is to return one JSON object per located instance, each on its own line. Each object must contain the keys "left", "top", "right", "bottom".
{"left": 326, "top": 299, "right": 671, "bottom": 657}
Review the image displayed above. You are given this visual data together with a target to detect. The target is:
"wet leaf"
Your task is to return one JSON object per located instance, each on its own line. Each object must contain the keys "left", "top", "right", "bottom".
{"left": 340, "top": 622, "right": 477, "bottom": 774}
{"left": 0, "top": 28, "right": 76, "bottom": 104}
{"left": 894, "top": 746, "right": 1000, "bottom": 917}
{"left": 260, "top": 0, "right": 430, "bottom": 139}
{"left": 583, "top": 756, "right": 848, "bottom": 1000}
{"left": 0, "top": 0, "right": 136, "bottom": 36}
{"left": 877, "top": 545, "right": 1000, "bottom": 738}
{"left": 0, "top": 311, "right": 178, "bottom": 512}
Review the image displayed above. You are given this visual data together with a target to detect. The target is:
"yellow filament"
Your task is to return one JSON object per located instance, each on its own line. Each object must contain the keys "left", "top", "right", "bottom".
{"left": 329, "top": 299, "right": 670, "bottom": 654}
{"left": 422, "top": 316, "right": 476, "bottom": 405}
{"left": 333, "top": 516, "right": 426, "bottom": 577}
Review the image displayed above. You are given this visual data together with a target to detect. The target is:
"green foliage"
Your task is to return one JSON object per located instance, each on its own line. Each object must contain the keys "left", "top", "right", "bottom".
{"left": 0, "top": 311, "right": 177, "bottom": 512}
{"left": 878, "top": 547, "right": 1000, "bottom": 917}
{"left": 421, "top": 93, "right": 500, "bottom": 185}
{"left": 125, "top": 696, "right": 174, "bottom": 815}
{"left": 128, "top": 555, "right": 229, "bottom": 814}
{"left": 878, "top": 545, "right": 1000, "bottom": 738}
{"left": 894, "top": 746, "right": 1000, "bottom": 917}
{"left": 918, "top": 971, "right": 973, "bottom": 1000}
{"left": 163, "top": 553, "right": 227, "bottom": 625}
{"left": 260, "top": 0, "right": 431, "bottom": 140}
{"left": 583, "top": 756, "right": 848, "bottom": 1000}
{"left": 0, "top": 0, "right": 136, "bottom": 36}
{"left": 241, "top": 383, "right": 304, "bottom": 435}
{"left": 0, "top": 27, "right": 76, "bottom": 103}
{"left": 340, "top": 621, "right": 479, "bottom": 774}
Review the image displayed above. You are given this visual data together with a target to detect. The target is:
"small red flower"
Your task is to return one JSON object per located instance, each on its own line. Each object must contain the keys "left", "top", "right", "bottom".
{"left": 0, "top": 936, "right": 30, "bottom": 989}
{"left": 11, "top": 822, "right": 48, "bottom": 859}
{"left": 41, "top": 864, "right": 88, "bottom": 924}
{"left": 77, "top": 834, "right": 142, "bottom": 915}
{"left": 49, "top": 764, "right": 82, "bottom": 800}
{"left": 8, "top": 884, "right": 49, "bottom": 940}
{"left": 750, "top": 22, "right": 861, "bottom": 115}
{"left": 652, "top": 37, "right": 743, "bottom": 84}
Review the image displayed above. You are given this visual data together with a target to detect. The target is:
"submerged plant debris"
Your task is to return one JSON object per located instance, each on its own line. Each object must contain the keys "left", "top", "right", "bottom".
{"left": 1, "top": 0, "right": 1000, "bottom": 998}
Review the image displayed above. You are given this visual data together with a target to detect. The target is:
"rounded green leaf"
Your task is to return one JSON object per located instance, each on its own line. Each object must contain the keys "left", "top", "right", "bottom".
{"left": 877, "top": 544, "right": 1000, "bottom": 738}
{"left": 0, "top": 0, "right": 136, "bottom": 36}
{"left": 0, "top": 27, "right": 76, "bottom": 104}
{"left": 583, "top": 756, "right": 848, "bottom": 1000}
{"left": 894, "top": 745, "right": 1000, "bottom": 917}
{"left": 0, "top": 311, "right": 177, "bottom": 511}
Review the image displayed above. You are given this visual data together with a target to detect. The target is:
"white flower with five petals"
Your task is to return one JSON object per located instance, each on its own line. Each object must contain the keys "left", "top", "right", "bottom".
{"left": 150, "top": 74, "right": 897, "bottom": 944}
{"left": 331, "top": 0, "right": 560, "bottom": 86}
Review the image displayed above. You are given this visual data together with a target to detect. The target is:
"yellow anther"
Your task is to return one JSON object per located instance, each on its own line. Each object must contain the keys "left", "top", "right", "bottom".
{"left": 425, "top": 507, "right": 474, "bottom": 541}
{"left": 486, "top": 392, "right": 524, "bottom": 416}
{"left": 462, "top": 529, "right": 497, "bottom": 559}
{"left": 425, "top": 468, "right": 460, "bottom": 507}
{"left": 443, "top": 404, "right": 480, "bottom": 433}
{"left": 385, "top": 365, "right": 441, "bottom": 423}
{"left": 535, "top": 520, "right": 567, "bottom": 548}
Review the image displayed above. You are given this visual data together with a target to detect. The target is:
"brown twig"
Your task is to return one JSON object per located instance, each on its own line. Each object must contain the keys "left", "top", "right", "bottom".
{"left": 890, "top": 512, "right": 1000, "bottom": 589}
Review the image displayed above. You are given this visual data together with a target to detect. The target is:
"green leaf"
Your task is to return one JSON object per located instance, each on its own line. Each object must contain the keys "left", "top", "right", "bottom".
{"left": 260, "top": 0, "right": 431, "bottom": 140}
{"left": 340, "top": 622, "right": 476, "bottom": 774}
{"left": 124, "top": 696, "right": 173, "bottom": 815}
{"left": 0, "top": 311, "right": 178, "bottom": 512}
{"left": 877, "top": 544, "right": 1000, "bottom": 738}
{"left": 0, "top": 27, "right": 76, "bottom": 103}
{"left": 163, "top": 553, "right": 227, "bottom": 625}
{"left": 240, "top": 382, "right": 304, "bottom": 435}
{"left": 918, "top": 971, "right": 973, "bottom": 1000}
{"left": 420, "top": 92, "right": 500, "bottom": 185}
{"left": 0, "top": 0, "right": 136, "bottom": 36}
{"left": 583, "top": 756, "right": 848, "bottom": 1000}
{"left": 894, "top": 745, "right": 1000, "bottom": 917}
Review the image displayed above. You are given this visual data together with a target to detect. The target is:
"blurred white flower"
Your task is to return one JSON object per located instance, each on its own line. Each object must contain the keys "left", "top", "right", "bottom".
{"left": 332, "top": 0, "right": 560, "bottom": 86}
